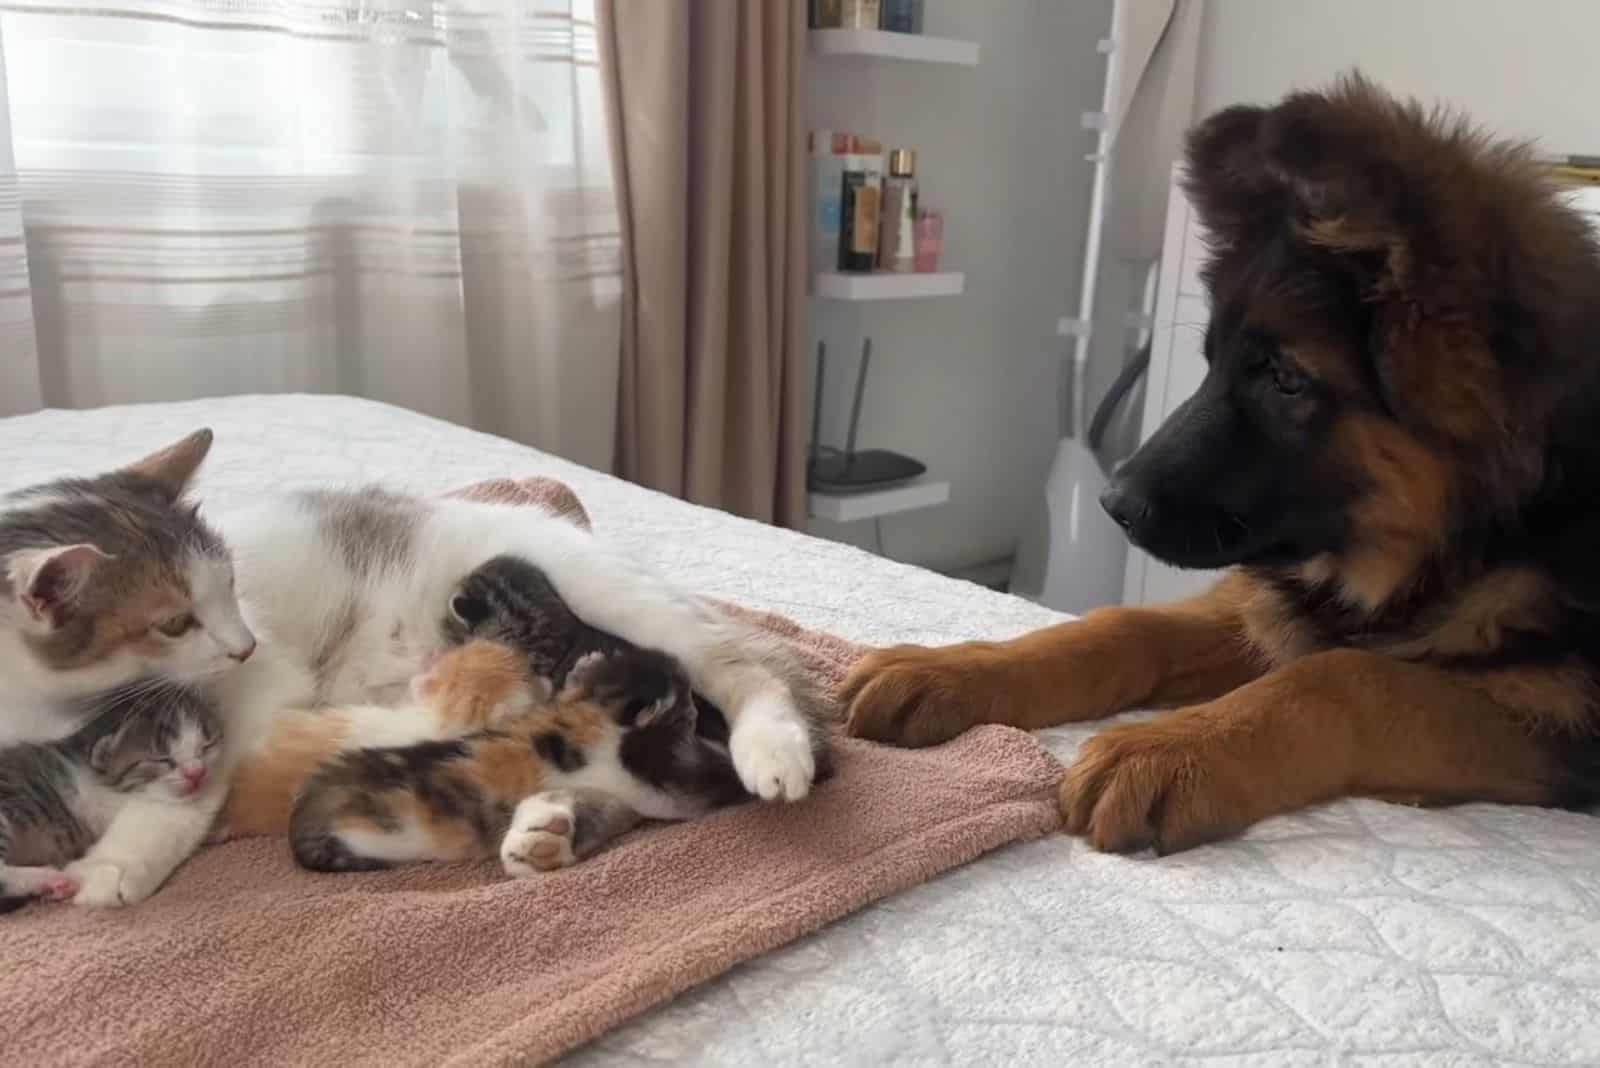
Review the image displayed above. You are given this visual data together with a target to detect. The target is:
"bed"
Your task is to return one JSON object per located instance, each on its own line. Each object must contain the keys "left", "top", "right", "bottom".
{"left": 5, "top": 394, "right": 1598, "bottom": 1066}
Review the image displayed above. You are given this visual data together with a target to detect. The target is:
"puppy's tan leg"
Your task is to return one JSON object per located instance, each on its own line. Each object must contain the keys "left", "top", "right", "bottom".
{"left": 842, "top": 576, "right": 1264, "bottom": 747}
{"left": 1060, "top": 648, "right": 1572, "bottom": 854}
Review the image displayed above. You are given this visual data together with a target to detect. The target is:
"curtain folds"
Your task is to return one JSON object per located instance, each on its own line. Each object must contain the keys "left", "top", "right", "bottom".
{"left": 599, "top": 0, "right": 809, "bottom": 527}
{"left": 0, "top": 1, "right": 621, "bottom": 470}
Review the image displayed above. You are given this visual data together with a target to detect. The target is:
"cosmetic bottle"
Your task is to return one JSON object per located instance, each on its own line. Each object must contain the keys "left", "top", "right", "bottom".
{"left": 880, "top": 0, "right": 923, "bottom": 33}
{"left": 878, "top": 149, "right": 918, "bottom": 273}
{"left": 840, "top": 0, "right": 880, "bottom": 30}
{"left": 838, "top": 136, "right": 884, "bottom": 273}
{"left": 914, "top": 207, "right": 943, "bottom": 273}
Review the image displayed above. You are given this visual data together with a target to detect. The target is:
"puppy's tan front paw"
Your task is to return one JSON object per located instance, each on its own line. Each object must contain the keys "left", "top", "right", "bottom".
{"left": 1060, "top": 718, "right": 1257, "bottom": 855}
{"left": 840, "top": 643, "right": 1004, "bottom": 748}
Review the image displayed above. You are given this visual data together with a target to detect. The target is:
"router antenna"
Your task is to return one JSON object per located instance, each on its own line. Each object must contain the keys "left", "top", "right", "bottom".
{"left": 844, "top": 336, "right": 871, "bottom": 458}
{"left": 809, "top": 340, "right": 827, "bottom": 464}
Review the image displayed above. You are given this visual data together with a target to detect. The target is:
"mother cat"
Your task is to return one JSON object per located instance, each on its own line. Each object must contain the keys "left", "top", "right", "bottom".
{"left": 0, "top": 430, "right": 817, "bottom": 906}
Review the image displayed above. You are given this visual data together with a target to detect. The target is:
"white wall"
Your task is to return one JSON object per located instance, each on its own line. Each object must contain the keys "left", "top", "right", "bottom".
{"left": 806, "top": 0, "right": 1111, "bottom": 573}
{"left": 1198, "top": 0, "right": 1600, "bottom": 151}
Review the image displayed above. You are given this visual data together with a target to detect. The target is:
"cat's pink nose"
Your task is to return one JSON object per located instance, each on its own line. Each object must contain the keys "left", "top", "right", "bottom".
{"left": 229, "top": 638, "right": 256, "bottom": 663}
{"left": 181, "top": 764, "right": 207, "bottom": 791}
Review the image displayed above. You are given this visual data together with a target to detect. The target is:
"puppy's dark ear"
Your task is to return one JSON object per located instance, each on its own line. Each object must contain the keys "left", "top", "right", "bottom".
{"left": 1182, "top": 103, "right": 1282, "bottom": 245}
{"left": 1257, "top": 74, "right": 1408, "bottom": 260}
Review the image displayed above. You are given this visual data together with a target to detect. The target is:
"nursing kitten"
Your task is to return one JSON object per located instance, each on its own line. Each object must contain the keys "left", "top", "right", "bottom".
{"left": 0, "top": 430, "right": 255, "bottom": 906}
{"left": 443, "top": 554, "right": 833, "bottom": 766}
{"left": 0, "top": 683, "right": 222, "bottom": 911}
{"left": 287, "top": 641, "right": 744, "bottom": 874}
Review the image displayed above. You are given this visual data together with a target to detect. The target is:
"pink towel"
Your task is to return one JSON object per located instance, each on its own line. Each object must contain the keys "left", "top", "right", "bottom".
{"left": 0, "top": 479, "right": 1062, "bottom": 1066}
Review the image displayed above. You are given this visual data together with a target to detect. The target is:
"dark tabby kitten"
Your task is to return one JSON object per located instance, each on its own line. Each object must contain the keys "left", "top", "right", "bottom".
{"left": 441, "top": 554, "right": 833, "bottom": 779}
{"left": 0, "top": 683, "right": 222, "bottom": 911}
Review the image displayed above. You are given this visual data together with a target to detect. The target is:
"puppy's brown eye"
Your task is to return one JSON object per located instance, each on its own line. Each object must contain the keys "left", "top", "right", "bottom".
{"left": 1273, "top": 362, "right": 1308, "bottom": 396}
{"left": 157, "top": 613, "right": 197, "bottom": 638}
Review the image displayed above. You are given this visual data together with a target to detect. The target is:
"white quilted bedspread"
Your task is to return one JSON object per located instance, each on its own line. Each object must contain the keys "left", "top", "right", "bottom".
{"left": 5, "top": 394, "right": 1599, "bottom": 1067}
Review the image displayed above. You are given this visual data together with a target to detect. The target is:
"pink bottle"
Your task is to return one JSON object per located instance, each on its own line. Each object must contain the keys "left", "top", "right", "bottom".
{"left": 914, "top": 209, "right": 943, "bottom": 272}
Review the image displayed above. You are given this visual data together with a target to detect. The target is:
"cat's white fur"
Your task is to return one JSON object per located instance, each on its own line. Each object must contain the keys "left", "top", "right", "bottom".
{"left": 64, "top": 491, "right": 814, "bottom": 906}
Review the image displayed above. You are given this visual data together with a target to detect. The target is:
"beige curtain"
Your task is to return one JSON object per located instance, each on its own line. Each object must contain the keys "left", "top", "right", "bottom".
{"left": 599, "top": 0, "right": 809, "bottom": 527}
{"left": 0, "top": 1, "right": 621, "bottom": 471}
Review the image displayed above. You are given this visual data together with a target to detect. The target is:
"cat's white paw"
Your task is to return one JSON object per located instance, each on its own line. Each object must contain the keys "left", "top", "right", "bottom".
{"left": 67, "top": 859, "right": 160, "bottom": 908}
{"left": 500, "top": 794, "right": 578, "bottom": 877}
{"left": 730, "top": 705, "right": 814, "bottom": 802}
{"left": 67, "top": 862, "right": 127, "bottom": 908}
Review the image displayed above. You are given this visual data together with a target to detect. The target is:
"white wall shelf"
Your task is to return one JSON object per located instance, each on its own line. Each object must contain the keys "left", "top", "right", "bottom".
{"left": 810, "top": 29, "right": 979, "bottom": 67}
{"left": 814, "top": 271, "right": 964, "bottom": 301}
{"left": 808, "top": 477, "right": 950, "bottom": 523}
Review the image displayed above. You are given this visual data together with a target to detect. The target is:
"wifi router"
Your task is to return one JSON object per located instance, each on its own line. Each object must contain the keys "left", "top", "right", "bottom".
{"left": 807, "top": 337, "right": 927, "bottom": 494}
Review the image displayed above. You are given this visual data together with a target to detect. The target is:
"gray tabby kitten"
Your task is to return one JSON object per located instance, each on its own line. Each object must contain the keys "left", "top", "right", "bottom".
{"left": 0, "top": 683, "right": 222, "bottom": 911}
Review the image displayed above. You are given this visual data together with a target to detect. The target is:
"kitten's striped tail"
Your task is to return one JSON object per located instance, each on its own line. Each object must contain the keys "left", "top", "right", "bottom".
{"left": 287, "top": 791, "right": 391, "bottom": 873}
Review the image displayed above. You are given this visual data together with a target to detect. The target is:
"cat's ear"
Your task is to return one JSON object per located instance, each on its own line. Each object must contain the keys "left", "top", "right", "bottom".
{"left": 121, "top": 428, "right": 214, "bottom": 502}
{"left": 88, "top": 731, "right": 121, "bottom": 774}
{"left": 5, "top": 544, "right": 111, "bottom": 628}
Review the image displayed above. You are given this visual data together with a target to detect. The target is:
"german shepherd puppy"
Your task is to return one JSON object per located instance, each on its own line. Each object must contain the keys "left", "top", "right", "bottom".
{"left": 841, "top": 74, "right": 1600, "bottom": 854}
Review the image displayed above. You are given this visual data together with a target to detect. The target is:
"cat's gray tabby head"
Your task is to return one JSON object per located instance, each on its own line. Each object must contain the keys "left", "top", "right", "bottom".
{"left": 0, "top": 430, "right": 257, "bottom": 703}
{"left": 88, "top": 687, "right": 223, "bottom": 798}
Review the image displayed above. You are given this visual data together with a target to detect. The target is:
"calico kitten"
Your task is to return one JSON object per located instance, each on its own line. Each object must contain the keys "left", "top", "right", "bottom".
{"left": 223, "top": 639, "right": 548, "bottom": 838}
{"left": 0, "top": 683, "right": 222, "bottom": 911}
{"left": 287, "top": 641, "right": 744, "bottom": 874}
{"left": 0, "top": 430, "right": 254, "bottom": 907}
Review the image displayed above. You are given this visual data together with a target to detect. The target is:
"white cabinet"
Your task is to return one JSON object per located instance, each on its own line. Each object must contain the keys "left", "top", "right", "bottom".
{"left": 1121, "top": 168, "right": 1218, "bottom": 606}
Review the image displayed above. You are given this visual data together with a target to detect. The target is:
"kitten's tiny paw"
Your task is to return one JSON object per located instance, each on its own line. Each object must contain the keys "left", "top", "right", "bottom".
{"left": 560, "top": 651, "right": 606, "bottom": 694}
{"left": 41, "top": 873, "right": 80, "bottom": 902}
{"left": 67, "top": 863, "right": 126, "bottom": 908}
{"left": 730, "top": 711, "right": 815, "bottom": 802}
{"left": 1, "top": 867, "right": 78, "bottom": 901}
{"left": 501, "top": 794, "right": 578, "bottom": 877}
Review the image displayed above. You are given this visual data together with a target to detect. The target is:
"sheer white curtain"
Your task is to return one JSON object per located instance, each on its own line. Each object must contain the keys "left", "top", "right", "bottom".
{"left": 0, "top": 1, "right": 620, "bottom": 470}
